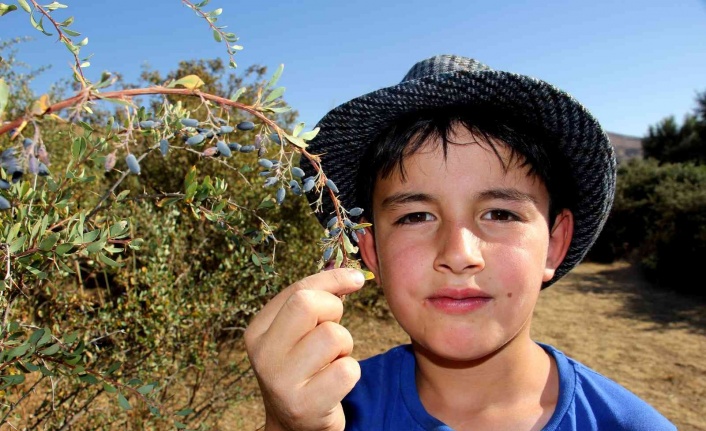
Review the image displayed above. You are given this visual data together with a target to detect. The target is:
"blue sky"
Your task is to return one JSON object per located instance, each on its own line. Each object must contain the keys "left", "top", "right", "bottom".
{"left": 1, "top": 0, "right": 705, "bottom": 137}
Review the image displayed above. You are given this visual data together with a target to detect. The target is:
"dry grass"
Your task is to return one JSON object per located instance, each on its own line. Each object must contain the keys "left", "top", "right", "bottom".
{"left": 228, "top": 261, "right": 706, "bottom": 431}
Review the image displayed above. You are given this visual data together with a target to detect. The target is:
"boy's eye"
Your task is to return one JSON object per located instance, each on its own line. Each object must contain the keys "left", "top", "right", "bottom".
{"left": 396, "top": 212, "right": 434, "bottom": 224}
{"left": 482, "top": 210, "right": 518, "bottom": 221}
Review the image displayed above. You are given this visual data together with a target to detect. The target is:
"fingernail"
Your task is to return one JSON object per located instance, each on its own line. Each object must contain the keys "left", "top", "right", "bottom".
{"left": 349, "top": 269, "right": 365, "bottom": 285}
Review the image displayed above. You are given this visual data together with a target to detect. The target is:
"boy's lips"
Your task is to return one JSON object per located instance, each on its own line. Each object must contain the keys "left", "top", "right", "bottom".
{"left": 426, "top": 288, "right": 492, "bottom": 314}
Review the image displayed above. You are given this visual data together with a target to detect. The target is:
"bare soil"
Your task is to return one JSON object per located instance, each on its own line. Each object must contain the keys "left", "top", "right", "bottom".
{"left": 227, "top": 261, "right": 706, "bottom": 431}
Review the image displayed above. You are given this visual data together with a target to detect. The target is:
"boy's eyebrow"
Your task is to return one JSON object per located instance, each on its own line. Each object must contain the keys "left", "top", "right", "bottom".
{"left": 380, "top": 192, "right": 435, "bottom": 209}
{"left": 477, "top": 188, "right": 539, "bottom": 204}
{"left": 379, "top": 188, "right": 538, "bottom": 209}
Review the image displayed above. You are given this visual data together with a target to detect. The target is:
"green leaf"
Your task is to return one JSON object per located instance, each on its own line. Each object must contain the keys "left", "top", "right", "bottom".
{"left": 284, "top": 134, "right": 308, "bottom": 149}
{"left": 65, "top": 354, "right": 82, "bottom": 366}
{"left": 299, "top": 127, "right": 320, "bottom": 141}
{"left": 55, "top": 243, "right": 74, "bottom": 256}
{"left": 24, "top": 361, "right": 40, "bottom": 372}
{"left": 63, "top": 331, "right": 79, "bottom": 344}
{"left": 59, "top": 15, "right": 74, "bottom": 26}
{"left": 137, "top": 384, "right": 155, "bottom": 395}
{"left": 115, "top": 190, "right": 130, "bottom": 202}
{"left": 17, "top": 0, "right": 30, "bottom": 12}
{"left": 264, "top": 86, "right": 285, "bottom": 104}
{"left": 103, "top": 361, "right": 122, "bottom": 376}
{"left": 292, "top": 122, "right": 305, "bottom": 138}
{"left": 175, "top": 408, "right": 194, "bottom": 416}
{"left": 37, "top": 328, "right": 52, "bottom": 347}
{"left": 229, "top": 87, "right": 246, "bottom": 102}
{"left": 6, "top": 343, "right": 31, "bottom": 360}
{"left": 0, "top": 77, "right": 9, "bottom": 116}
{"left": 80, "top": 229, "right": 100, "bottom": 244}
{"left": 266, "top": 63, "right": 284, "bottom": 89}
{"left": 117, "top": 392, "right": 132, "bottom": 410}
{"left": 171, "top": 74, "right": 205, "bottom": 90}
{"left": 0, "top": 4, "right": 18, "bottom": 17}
{"left": 63, "top": 28, "right": 80, "bottom": 37}
{"left": 8, "top": 236, "right": 26, "bottom": 254}
{"left": 109, "top": 221, "right": 129, "bottom": 237}
{"left": 342, "top": 233, "right": 358, "bottom": 254}
{"left": 38, "top": 232, "right": 60, "bottom": 251}
{"left": 44, "top": 2, "right": 68, "bottom": 11}
{"left": 174, "top": 422, "right": 187, "bottom": 429}
{"left": 103, "top": 383, "right": 117, "bottom": 393}
{"left": 85, "top": 240, "right": 104, "bottom": 253}
{"left": 78, "top": 374, "right": 99, "bottom": 384}
{"left": 30, "top": 13, "right": 52, "bottom": 36}
{"left": 251, "top": 253, "right": 261, "bottom": 267}
{"left": 1, "top": 374, "right": 25, "bottom": 385}
{"left": 29, "top": 328, "right": 46, "bottom": 345}
{"left": 212, "top": 29, "right": 222, "bottom": 42}
{"left": 98, "top": 253, "right": 122, "bottom": 268}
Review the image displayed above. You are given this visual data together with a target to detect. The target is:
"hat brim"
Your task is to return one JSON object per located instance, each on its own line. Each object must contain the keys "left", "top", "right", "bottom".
{"left": 301, "top": 68, "right": 616, "bottom": 287}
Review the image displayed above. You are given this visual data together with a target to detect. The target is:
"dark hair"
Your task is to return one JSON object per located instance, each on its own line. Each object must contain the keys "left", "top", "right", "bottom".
{"left": 355, "top": 107, "right": 576, "bottom": 227}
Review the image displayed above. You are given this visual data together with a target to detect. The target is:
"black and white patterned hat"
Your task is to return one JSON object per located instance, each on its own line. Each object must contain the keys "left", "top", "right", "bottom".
{"left": 300, "top": 54, "right": 616, "bottom": 287}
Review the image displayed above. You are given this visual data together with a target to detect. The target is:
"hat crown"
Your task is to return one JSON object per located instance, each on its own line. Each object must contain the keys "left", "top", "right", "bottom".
{"left": 401, "top": 55, "right": 493, "bottom": 83}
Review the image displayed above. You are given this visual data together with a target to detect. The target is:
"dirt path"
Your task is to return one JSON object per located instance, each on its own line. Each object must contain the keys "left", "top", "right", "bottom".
{"left": 228, "top": 261, "right": 706, "bottom": 431}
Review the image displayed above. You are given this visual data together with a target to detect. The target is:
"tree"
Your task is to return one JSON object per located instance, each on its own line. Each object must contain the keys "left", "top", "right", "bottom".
{"left": 0, "top": 2, "right": 371, "bottom": 429}
{"left": 643, "top": 90, "right": 706, "bottom": 165}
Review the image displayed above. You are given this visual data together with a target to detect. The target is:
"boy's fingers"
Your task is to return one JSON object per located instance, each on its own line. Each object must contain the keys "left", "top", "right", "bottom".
{"left": 304, "top": 355, "right": 361, "bottom": 413}
{"left": 262, "top": 290, "right": 345, "bottom": 357}
{"left": 246, "top": 268, "right": 365, "bottom": 341}
{"left": 289, "top": 321, "right": 355, "bottom": 379}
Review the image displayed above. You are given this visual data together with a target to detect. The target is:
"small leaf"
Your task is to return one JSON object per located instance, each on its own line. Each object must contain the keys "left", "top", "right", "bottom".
{"left": 28, "top": 328, "right": 46, "bottom": 345}
{"left": 299, "top": 127, "right": 320, "bottom": 141}
{"left": 78, "top": 374, "right": 99, "bottom": 384}
{"left": 230, "top": 87, "right": 246, "bottom": 102}
{"left": 172, "top": 74, "right": 205, "bottom": 90}
{"left": 39, "top": 343, "right": 61, "bottom": 356}
{"left": 38, "top": 232, "right": 60, "bottom": 251}
{"left": 292, "top": 122, "right": 305, "bottom": 138}
{"left": 0, "top": 77, "right": 9, "bottom": 117}
{"left": 103, "top": 383, "right": 117, "bottom": 393}
{"left": 17, "top": 0, "right": 30, "bottom": 12}
{"left": 0, "top": 4, "right": 18, "bottom": 17}
{"left": 266, "top": 63, "right": 284, "bottom": 89}
{"left": 117, "top": 393, "right": 132, "bottom": 410}
{"left": 103, "top": 361, "right": 122, "bottom": 376}
{"left": 30, "top": 94, "right": 50, "bottom": 115}
{"left": 264, "top": 86, "right": 285, "bottom": 104}
{"left": 212, "top": 29, "right": 222, "bottom": 42}
{"left": 98, "top": 253, "right": 122, "bottom": 268}
{"left": 137, "top": 384, "right": 155, "bottom": 395}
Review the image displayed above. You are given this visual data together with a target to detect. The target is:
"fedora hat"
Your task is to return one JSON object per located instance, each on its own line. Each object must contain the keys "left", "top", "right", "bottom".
{"left": 300, "top": 54, "right": 616, "bottom": 287}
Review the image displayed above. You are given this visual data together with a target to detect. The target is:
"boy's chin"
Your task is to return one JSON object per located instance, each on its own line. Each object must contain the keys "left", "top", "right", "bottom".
{"left": 411, "top": 335, "right": 510, "bottom": 365}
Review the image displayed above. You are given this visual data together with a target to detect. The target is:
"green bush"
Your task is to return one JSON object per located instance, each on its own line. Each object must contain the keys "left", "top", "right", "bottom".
{"left": 1, "top": 3, "right": 366, "bottom": 429}
{"left": 589, "top": 158, "right": 706, "bottom": 296}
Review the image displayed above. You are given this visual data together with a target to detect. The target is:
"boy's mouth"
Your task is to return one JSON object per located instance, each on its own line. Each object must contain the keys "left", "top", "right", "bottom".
{"left": 426, "top": 288, "right": 492, "bottom": 314}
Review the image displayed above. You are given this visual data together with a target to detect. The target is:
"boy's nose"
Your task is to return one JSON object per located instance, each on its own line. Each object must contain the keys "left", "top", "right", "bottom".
{"left": 433, "top": 223, "right": 484, "bottom": 274}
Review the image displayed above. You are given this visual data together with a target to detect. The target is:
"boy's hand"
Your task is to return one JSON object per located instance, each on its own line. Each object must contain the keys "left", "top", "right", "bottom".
{"left": 244, "top": 268, "right": 366, "bottom": 431}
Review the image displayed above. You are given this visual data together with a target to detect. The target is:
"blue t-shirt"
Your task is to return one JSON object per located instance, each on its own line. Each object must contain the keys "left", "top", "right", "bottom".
{"left": 342, "top": 343, "right": 676, "bottom": 430}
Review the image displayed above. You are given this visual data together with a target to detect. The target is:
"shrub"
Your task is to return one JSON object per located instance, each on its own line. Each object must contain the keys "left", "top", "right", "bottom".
{"left": 0, "top": 2, "right": 369, "bottom": 429}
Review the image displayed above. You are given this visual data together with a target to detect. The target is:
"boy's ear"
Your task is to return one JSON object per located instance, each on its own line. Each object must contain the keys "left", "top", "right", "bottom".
{"left": 357, "top": 219, "right": 380, "bottom": 281}
{"left": 543, "top": 209, "right": 574, "bottom": 282}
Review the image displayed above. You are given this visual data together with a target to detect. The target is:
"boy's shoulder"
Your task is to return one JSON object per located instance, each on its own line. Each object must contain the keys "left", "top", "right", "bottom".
{"left": 344, "top": 343, "right": 676, "bottom": 431}
{"left": 539, "top": 343, "right": 677, "bottom": 431}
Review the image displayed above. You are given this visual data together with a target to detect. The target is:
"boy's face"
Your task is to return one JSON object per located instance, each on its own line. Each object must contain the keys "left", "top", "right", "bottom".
{"left": 358, "top": 125, "right": 573, "bottom": 362}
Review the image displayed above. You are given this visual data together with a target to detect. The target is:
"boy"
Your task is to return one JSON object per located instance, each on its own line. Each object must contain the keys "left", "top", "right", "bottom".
{"left": 244, "top": 55, "right": 677, "bottom": 430}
